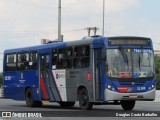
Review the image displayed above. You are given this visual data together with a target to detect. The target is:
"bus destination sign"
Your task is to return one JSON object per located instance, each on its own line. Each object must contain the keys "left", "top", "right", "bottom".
{"left": 108, "top": 39, "right": 150, "bottom": 46}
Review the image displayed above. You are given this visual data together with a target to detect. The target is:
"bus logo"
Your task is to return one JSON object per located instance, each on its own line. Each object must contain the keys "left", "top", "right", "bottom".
{"left": 56, "top": 74, "right": 65, "bottom": 79}
{"left": 2, "top": 112, "right": 11, "bottom": 118}
{"left": 132, "top": 82, "right": 135, "bottom": 85}
{"left": 21, "top": 72, "right": 23, "bottom": 79}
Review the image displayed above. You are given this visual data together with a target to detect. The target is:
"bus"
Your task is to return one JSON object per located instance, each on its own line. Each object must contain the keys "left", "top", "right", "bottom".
{"left": 3, "top": 36, "right": 156, "bottom": 110}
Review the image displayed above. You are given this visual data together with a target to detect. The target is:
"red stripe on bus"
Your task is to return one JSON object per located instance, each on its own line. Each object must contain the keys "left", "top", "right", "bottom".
{"left": 40, "top": 77, "right": 49, "bottom": 100}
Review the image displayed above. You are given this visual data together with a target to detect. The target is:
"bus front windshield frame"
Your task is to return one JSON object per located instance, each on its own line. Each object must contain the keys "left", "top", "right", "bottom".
{"left": 106, "top": 48, "right": 155, "bottom": 79}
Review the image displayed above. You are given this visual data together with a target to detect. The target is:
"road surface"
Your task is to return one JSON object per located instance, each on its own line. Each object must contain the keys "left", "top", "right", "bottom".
{"left": 0, "top": 99, "right": 160, "bottom": 120}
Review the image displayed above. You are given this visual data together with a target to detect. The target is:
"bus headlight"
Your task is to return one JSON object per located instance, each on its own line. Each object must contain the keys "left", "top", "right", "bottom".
{"left": 107, "top": 85, "right": 111, "bottom": 89}
{"left": 106, "top": 84, "right": 116, "bottom": 91}
{"left": 148, "top": 84, "right": 155, "bottom": 91}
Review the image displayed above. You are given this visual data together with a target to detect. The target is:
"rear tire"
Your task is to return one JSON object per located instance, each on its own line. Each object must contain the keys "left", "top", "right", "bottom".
{"left": 25, "top": 88, "right": 42, "bottom": 107}
{"left": 78, "top": 88, "right": 93, "bottom": 110}
{"left": 59, "top": 102, "right": 75, "bottom": 108}
{"left": 121, "top": 100, "right": 135, "bottom": 110}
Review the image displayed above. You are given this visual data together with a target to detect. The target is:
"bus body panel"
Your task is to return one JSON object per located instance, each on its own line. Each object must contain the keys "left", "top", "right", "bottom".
{"left": 3, "top": 71, "right": 40, "bottom": 100}
{"left": 104, "top": 88, "right": 155, "bottom": 101}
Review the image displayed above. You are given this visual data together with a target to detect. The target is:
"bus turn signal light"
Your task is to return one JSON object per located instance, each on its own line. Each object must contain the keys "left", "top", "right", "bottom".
{"left": 87, "top": 72, "right": 91, "bottom": 81}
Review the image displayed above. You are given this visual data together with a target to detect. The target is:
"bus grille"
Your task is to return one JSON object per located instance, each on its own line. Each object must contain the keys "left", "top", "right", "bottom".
{"left": 119, "top": 81, "right": 146, "bottom": 86}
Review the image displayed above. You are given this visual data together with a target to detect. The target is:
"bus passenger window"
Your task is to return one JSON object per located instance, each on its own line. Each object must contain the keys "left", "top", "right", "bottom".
{"left": 30, "top": 52, "right": 37, "bottom": 70}
{"left": 82, "top": 46, "right": 90, "bottom": 68}
{"left": 5, "top": 54, "right": 17, "bottom": 71}
{"left": 56, "top": 48, "right": 73, "bottom": 69}
{"left": 57, "top": 49, "right": 64, "bottom": 69}
{"left": 17, "top": 53, "right": 29, "bottom": 71}
{"left": 52, "top": 49, "right": 57, "bottom": 69}
{"left": 74, "top": 45, "right": 90, "bottom": 68}
{"left": 66, "top": 47, "right": 73, "bottom": 68}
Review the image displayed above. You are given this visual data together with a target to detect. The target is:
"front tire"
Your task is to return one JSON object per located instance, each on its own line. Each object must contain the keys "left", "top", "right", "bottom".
{"left": 121, "top": 100, "right": 135, "bottom": 110}
{"left": 78, "top": 88, "right": 93, "bottom": 110}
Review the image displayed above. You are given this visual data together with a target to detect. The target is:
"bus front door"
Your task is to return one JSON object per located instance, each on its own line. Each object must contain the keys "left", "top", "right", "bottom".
{"left": 94, "top": 49, "right": 103, "bottom": 101}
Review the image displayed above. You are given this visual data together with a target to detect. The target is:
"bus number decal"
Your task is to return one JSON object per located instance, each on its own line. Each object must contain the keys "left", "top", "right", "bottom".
{"left": 137, "top": 86, "right": 146, "bottom": 91}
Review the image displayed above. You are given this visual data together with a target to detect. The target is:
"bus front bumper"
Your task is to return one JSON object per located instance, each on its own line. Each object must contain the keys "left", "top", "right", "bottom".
{"left": 104, "top": 88, "right": 156, "bottom": 101}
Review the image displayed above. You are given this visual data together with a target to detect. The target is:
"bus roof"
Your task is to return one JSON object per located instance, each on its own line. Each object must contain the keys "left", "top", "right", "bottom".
{"left": 4, "top": 36, "right": 152, "bottom": 54}
{"left": 4, "top": 37, "right": 97, "bottom": 54}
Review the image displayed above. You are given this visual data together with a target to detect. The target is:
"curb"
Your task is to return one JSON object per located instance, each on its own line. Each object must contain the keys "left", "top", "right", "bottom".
{"left": 154, "top": 90, "right": 160, "bottom": 102}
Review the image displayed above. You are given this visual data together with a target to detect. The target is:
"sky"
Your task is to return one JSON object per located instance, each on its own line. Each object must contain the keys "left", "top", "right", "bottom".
{"left": 0, "top": 0, "right": 160, "bottom": 71}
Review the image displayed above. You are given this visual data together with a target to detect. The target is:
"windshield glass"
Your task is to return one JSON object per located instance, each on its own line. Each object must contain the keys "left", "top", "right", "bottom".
{"left": 106, "top": 49, "right": 154, "bottom": 78}
{"left": 132, "top": 49, "right": 154, "bottom": 78}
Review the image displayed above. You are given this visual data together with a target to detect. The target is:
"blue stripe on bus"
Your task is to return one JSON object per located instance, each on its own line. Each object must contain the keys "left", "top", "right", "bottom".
{"left": 50, "top": 70, "right": 62, "bottom": 101}
{"left": 49, "top": 87, "right": 56, "bottom": 101}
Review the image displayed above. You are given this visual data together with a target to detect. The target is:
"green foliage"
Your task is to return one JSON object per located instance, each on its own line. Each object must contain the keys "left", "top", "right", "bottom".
{"left": 156, "top": 74, "right": 160, "bottom": 90}
{"left": 155, "top": 55, "right": 160, "bottom": 90}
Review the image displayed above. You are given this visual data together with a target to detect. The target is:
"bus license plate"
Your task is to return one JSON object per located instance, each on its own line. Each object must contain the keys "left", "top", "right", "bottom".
{"left": 129, "top": 95, "right": 138, "bottom": 99}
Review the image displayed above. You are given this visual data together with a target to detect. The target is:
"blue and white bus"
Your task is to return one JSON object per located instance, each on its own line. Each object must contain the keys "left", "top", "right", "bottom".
{"left": 3, "top": 36, "right": 155, "bottom": 110}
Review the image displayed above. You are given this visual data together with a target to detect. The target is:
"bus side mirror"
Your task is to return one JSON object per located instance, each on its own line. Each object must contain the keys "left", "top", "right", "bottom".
{"left": 102, "top": 50, "right": 106, "bottom": 60}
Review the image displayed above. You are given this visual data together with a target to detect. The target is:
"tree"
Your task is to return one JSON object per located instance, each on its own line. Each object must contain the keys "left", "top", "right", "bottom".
{"left": 155, "top": 55, "right": 160, "bottom": 90}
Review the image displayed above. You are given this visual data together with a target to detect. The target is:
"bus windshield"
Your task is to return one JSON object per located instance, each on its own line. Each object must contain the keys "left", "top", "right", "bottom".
{"left": 106, "top": 49, "right": 154, "bottom": 78}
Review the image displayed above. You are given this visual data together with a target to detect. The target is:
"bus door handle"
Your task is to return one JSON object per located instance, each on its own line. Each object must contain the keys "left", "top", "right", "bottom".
{"left": 60, "top": 85, "right": 63, "bottom": 87}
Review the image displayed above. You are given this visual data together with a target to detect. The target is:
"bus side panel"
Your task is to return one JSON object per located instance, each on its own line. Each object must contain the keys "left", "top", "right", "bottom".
{"left": 65, "top": 49, "right": 94, "bottom": 102}
{"left": 4, "top": 72, "right": 24, "bottom": 100}
{"left": 3, "top": 71, "right": 40, "bottom": 101}
{"left": 66, "top": 69, "right": 79, "bottom": 102}
{"left": 22, "top": 71, "right": 40, "bottom": 101}
{"left": 65, "top": 68, "right": 94, "bottom": 102}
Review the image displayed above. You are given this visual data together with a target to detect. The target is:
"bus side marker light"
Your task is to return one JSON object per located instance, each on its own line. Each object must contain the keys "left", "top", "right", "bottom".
{"left": 87, "top": 72, "right": 91, "bottom": 81}
{"left": 36, "top": 88, "right": 39, "bottom": 94}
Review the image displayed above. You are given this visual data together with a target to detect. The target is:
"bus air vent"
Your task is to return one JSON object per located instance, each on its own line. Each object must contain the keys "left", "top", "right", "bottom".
{"left": 119, "top": 81, "right": 146, "bottom": 86}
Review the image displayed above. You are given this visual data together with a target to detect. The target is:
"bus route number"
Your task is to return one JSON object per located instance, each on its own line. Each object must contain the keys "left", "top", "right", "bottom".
{"left": 137, "top": 87, "right": 145, "bottom": 91}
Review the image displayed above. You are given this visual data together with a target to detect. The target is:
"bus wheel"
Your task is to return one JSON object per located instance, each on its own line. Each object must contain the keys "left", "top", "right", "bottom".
{"left": 120, "top": 100, "right": 135, "bottom": 110}
{"left": 59, "top": 102, "right": 75, "bottom": 108}
{"left": 78, "top": 88, "right": 93, "bottom": 110}
{"left": 25, "top": 88, "right": 35, "bottom": 107}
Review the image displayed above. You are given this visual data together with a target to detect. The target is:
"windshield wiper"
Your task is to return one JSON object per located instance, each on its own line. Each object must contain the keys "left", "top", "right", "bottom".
{"left": 119, "top": 47, "right": 129, "bottom": 67}
{"left": 138, "top": 55, "right": 141, "bottom": 71}
{"left": 138, "top": 47, "right": 144, "bottom": 71}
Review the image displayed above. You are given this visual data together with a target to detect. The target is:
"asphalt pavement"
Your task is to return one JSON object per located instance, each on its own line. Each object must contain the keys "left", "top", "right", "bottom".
{"left": 0, "top": 89, "right": 160, "bottom": 120}
{"left": 0, "top": 99, "right": 160, "bottom": 118}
